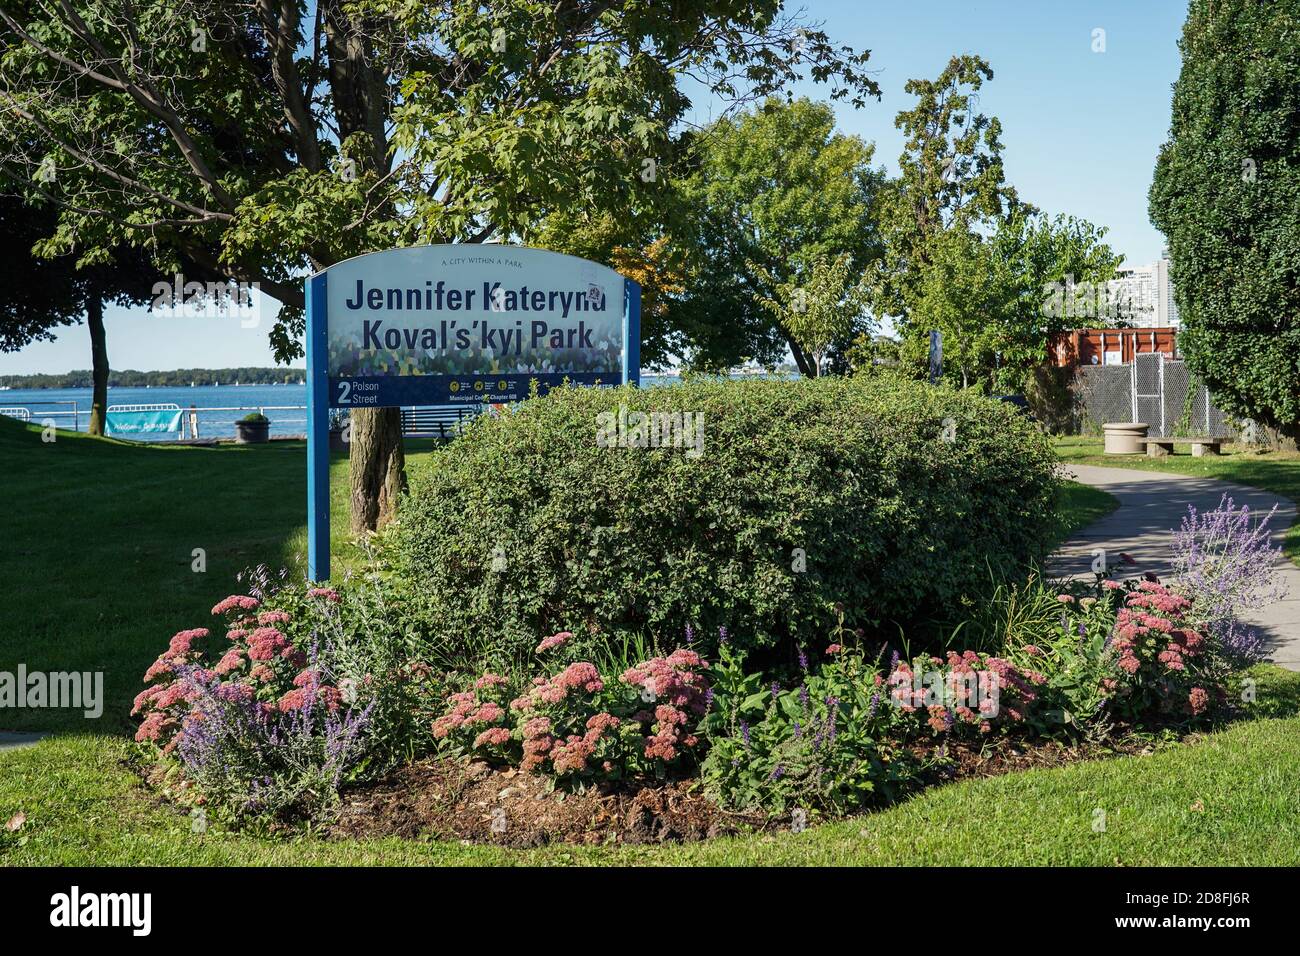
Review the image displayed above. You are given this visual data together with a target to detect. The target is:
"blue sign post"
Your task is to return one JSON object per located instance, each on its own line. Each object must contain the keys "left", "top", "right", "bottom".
{"left": 305, "top": 245, "right": 641, "bottom": 581}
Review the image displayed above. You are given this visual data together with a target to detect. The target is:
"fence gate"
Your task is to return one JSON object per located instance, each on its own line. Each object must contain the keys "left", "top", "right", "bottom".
{"left": 1076, "top": 356, "right": 1229, "bottom": 438}
{"left": 1131, "top": 353, "right": 1163, "bottom": 434}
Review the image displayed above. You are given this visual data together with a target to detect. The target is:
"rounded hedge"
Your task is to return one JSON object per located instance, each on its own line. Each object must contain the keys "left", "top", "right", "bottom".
{"left": 385, "top": 375, "right": 1060, "bottom": 662}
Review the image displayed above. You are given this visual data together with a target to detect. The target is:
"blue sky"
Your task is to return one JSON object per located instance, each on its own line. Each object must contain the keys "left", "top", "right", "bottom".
{"left": 1, "top": 0, "right": 1187, "bottom": 375}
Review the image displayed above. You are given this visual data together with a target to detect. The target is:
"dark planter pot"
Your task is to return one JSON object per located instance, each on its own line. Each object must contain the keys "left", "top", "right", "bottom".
{"left": 329, "top": 427, "right": 349, "bottom": 454}
{"left": 235, "top": 420, "right": 270, "bottom": 444}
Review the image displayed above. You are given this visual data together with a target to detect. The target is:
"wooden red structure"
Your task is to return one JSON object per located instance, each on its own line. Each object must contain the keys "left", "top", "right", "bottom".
{"left": 1048, "top": 328, "right": 1178, "bottom": 368}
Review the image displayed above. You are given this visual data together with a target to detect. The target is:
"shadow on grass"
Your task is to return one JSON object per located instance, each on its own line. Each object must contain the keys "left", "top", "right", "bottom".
{"left": 0, "top": 415, "right": 439, "bottom": 737}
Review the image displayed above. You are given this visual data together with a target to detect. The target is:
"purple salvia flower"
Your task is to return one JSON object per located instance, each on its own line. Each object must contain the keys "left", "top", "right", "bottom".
{"left": 1172, "top": 494, "right": 1284, "bottom": 662}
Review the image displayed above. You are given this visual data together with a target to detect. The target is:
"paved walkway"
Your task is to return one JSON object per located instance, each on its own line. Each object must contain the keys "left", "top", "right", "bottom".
{"left": 1052, "top": 463, "right": 1300, "bottom": 671}
{"left": 0, "top": 732, "right": 47, "bottom": 752}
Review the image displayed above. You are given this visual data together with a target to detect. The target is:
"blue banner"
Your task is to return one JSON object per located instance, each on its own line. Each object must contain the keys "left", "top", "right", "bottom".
{"left": 105, "top": 409, "right": 182, "bottom": 436}
{"left": 328, "top": 372, "right": 615, "bottom": 409}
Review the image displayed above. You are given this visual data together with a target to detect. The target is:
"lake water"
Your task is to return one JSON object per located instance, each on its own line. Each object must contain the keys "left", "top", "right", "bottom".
{"left": 0, "top": 383, "right": 309, "bottom": 440}
{"left": 0, "top": 374, "right": 733, "bottom": 440}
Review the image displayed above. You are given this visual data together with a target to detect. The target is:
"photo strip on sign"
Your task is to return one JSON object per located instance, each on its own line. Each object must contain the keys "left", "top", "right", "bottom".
{"left": 305, "top": 245, "right": 642, "bottom": 579}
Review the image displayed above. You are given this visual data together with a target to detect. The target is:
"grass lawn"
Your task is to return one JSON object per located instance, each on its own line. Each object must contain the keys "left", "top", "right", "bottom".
{"left": 4, "top": 706, "right": 1299, "bottom": 865}
{"left": 1055, "top": 436, "right": 1300, "bottom": 564}
{"left": 0, "top": 416, "right": 437, "bottom": 735}
{"left": 1, "top": 414, "right": 1297, "bottom": 866}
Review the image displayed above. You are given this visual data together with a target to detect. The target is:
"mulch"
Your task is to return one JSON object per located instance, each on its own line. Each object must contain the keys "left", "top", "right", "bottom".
{"left": 330, "top": 759, "right": 770, "bottom": 847}
{"left": 329, "top": 733, "right": 1165, "bottom": 848}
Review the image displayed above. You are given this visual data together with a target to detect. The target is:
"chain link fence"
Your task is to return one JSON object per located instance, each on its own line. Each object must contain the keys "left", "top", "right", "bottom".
{"left": 1074, "top": 354, "right": 1231, "bottom": 438}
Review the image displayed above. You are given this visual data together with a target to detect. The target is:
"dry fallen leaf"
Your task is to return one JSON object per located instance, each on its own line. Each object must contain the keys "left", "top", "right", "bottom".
{"left": 1190, "top": 799, "right": 1205, "bottom": 813}
{"left": 5, "top": 812, "right": 25, "bottom": 832}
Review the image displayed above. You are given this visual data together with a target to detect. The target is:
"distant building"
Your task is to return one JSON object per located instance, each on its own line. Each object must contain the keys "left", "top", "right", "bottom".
{"left": 1107, "top": 250, "right": 1179, "bottom": 328}
{"left": 1157, "top": 248, "right": 1180, "bottom": 327}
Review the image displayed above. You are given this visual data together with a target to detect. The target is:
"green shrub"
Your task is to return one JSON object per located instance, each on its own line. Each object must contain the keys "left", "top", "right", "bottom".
{"left": 385, "top": 375, "right": 1060, "bottom": 662}
{"left": 1149, "top": 0, "right": 1300, "bottom": 439}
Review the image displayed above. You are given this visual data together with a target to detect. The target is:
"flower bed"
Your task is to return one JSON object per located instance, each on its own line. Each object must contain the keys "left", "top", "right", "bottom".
{"left": 130, "top": 497, "right": 1283, "bottom": 840}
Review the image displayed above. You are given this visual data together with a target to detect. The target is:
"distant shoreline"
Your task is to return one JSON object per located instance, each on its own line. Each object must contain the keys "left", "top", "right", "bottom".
{"left": 0, "top": 368, "right": 307, "bottom": 389}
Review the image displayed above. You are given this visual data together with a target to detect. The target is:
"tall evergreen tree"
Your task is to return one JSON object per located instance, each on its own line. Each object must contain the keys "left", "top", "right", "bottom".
{"left": 1150, "top": 0, "right": 1300, "bottom": 439}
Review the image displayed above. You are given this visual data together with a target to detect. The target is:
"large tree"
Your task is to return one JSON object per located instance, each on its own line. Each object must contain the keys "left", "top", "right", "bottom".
{"left": 901, "top": 212, "right": 1120, "bottom": 392}
{"left": 874, "top": 56, "right": 1118, "bottom": 390}
{"left": 1150, "top": 0, "right": 1300, "bottom": 439}
{"left": 667, "top": 97, "right": 884, "bottom": 375}
{"left": 0, "top": 193, "right": 161, "bottom": 433}
{"left": 0, "top": 1, "right": 879, "bottom": 533}
{"left": 870, "top": 55, "right": 1030, "bottom": 330}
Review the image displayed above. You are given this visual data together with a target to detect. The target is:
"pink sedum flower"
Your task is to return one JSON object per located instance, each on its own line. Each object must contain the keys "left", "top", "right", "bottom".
{"left": 473, "top": 727, "right": 512, "bottom": 748}
{"left": 211, "top": 595, "right": 259, "bottom": 616}
{"left": 535, "top": 631, "right": 572, "bottom": 654}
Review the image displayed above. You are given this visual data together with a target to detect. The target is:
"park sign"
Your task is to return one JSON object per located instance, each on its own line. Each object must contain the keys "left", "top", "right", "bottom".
{"left": 305, "top": 244, "right": 642, "bottom": 580}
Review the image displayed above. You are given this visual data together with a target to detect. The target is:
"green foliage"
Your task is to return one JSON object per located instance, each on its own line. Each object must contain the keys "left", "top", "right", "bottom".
{"left": 752, "top": 251, "right": 873, "bottom": 377}
{"left": 903, "top": 226, "right": 1019, "bottom": 390}
{"left": 384, "top": 376, "right": 1061, "bottom": 663}
{"left": 1149, "top": 0, "right": 1300, "bottom": 438}
{"left": 0, "top": 193, "right": 162, "bottom": 352}
{"left": 871, "top": 56, "right": 1118, "bottom": 391}
{"left": 870, "top": 55, "right": 1030, "bottom": 325}
{"left": 1001, "top": 584, "right": 1127, "bottom": 736}
{"left": 701, "top": 636, "right": 923, "bottom": 814}
{"left": 670, "top": 98, "right": 885, "bottom": 374}
{"left": 0, "top": 2, "right": 881, "bottom": 363}
{"left": 895, "top": 211, "right": 1119, "bottom": 393}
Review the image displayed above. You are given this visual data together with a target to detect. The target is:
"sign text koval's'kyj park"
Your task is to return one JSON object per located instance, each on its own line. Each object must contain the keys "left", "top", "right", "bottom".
{"left": 305, "top": 244, "right": 642, "bottom": 579}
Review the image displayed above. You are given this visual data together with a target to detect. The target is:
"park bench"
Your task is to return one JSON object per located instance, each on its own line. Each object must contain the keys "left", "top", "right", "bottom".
{"left": 400, "top": 405, "right": 480, "bottom": 442}
{"left": 1142, "top": 436, "right": 1222, "bottom": 458}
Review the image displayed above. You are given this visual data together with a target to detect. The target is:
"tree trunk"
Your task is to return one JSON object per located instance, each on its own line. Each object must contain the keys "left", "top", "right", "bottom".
{"left": 86, "top": 293, "right": 109, "bottom": 436}
{"left": 349, "top": 406, "right": 407, "bottom": 533}
{"left": 321, "top": 0, "right": 406, "bottom": 534}
{"left": 785, "top": 335, "right": 817, "bottom": 377}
